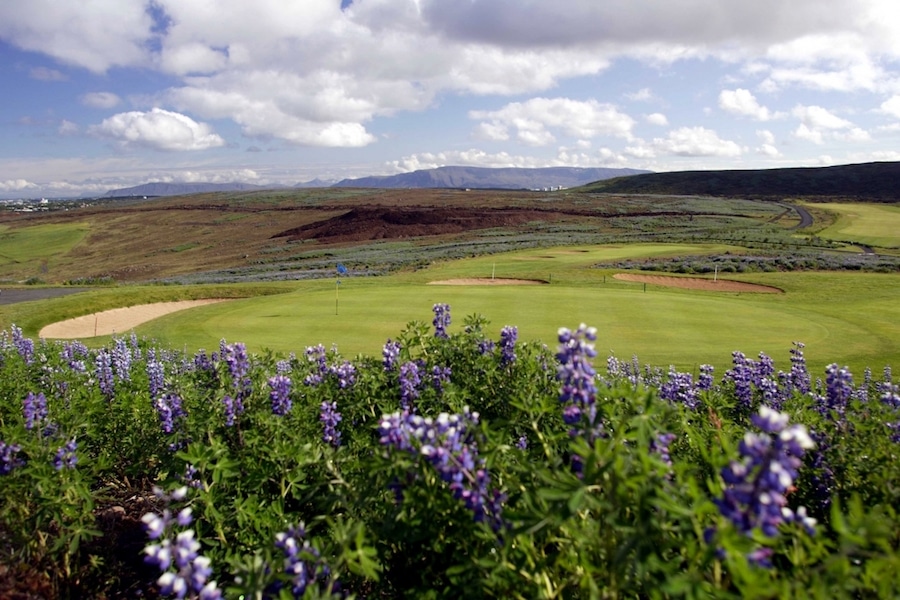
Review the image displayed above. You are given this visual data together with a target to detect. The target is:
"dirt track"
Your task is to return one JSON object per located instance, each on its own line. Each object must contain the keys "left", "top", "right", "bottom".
{"left": 39, "top": 299, "right": 230, "bottom": 339}
{"left": 613, "top": 273, "right": 782, "bottom": 293}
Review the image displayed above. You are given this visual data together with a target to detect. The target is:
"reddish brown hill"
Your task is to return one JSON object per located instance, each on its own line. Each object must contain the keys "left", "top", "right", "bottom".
{"left": 272, "top": 206, "right": 563, "bottom": 243}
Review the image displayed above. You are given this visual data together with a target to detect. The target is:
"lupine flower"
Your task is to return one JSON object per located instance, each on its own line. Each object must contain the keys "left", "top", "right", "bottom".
{"left": 698, "top": 364, "right": 715, "bottom": 391}
{"left": 382, "top": 339, "right": 402, "bottom": 372}
{"left": 398, "top": 361, "right": 421, "bottom": 409}
{"left": 147, "top": 350, "right": 166, "bottom": 400}
{"left": 112, "top": 337, "right": 133, "bottom": 382}
{"left": 650, "top": 432, "right": 677, "bottom": 469}
{"left": 499, "top": 326, "right": 518, "bottom": 365}
{"left": 331, "top": 361, "right": 356, "bottom": 389}
{"left": 276, "top": 358, "right": 293, "bottom": 374}
{"left": 556, "top": 325, "right": 603, "bottom": 447}
{"left": 95, "top": 349, "right": 115, "bottom": 400}
{"left": 320, "top": 401, "right": 342, "bottom": 448}
{"left": 660, "top": 368, "right": 700, "bottom": 409}
{"left": 515, "top": 435, "right": 528, "bottom": 450}
{"left": 143, "top": 489, "right": 221, "bottom": 600}
{"left": 271, "top": 523, "right": 331, "bottom": 598}
{"left": 155, "top": 393, "right": 185, "bottom": 434}
{"left": 477, "top": 339, "right": 496, "bottom": 355}
{"left": 11, "top": 325, "right": 34, "bottom": 364}
{"left": 724, "top": 351, "right": 754, "bottom": 410}
{"left": 223, "top": 342, "right": 252, "bottom": 401}
{"left": 23, "top": 391, "right": 48, "bottom": 431}
{"left": 432, "top": 303, "right": 451, "bottom": 338}
{"left": 192, "top": 350, "right": 215, "bottom": 374}
{"left": 268, "top": 374, "right": 293, "bottom": 416}
{"left": 303, "top": 344, "right": 329, "bottom": 386}
{"left": 378, "top": 407, "right": 506, "bottom": 532}
{"left": 53, "top": 438, "right": 78, "bottom": 470}
{"left": 222, "top": 395, "right": 239, "bottom": 427}
{"left": 431, "top": 365, "right": 451, "bottom": 393}
{"left": 821, "top": 363, "right": 853, "bottom": 419}
{"left": 715, "top": 406, "right": 815, "bottom": 565}
{"left": 789, "top": 342, "right": 811, "bottom": 395}
{"left": 1, "top": 441, "right": 24, "bottom": 475}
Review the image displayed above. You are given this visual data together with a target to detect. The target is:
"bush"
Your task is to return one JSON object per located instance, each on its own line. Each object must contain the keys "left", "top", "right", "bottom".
{"left": 0, "top": 313, "right": 898, "bottom": 599}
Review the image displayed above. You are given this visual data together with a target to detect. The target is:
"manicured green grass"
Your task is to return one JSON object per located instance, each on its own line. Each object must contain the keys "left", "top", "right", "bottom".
{"left": 0, "top": 222, "right": 90, "bottom": 271}
{"left": 14, "top": 243, "right": 899, "bottom": 376}
{"left": 131, "top": 246, "right": 900, "bottom": 376}
{"left": 813, "top": 202, "right": 900, "bottom": 248}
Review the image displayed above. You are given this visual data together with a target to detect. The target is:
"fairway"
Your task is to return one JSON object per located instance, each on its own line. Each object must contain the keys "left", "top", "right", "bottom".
{"left": 0, "top": 222, "right": 89, "bottom": 268}
{"left": 135, "top": 273, "right": 899, "bottom": 375}
{"left": 814, "top": 202, "right": 900, "bottom": 248}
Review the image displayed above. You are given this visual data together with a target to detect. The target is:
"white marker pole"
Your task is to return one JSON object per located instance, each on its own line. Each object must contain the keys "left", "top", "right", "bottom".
{"left": 714, "top": 265, "right": 718, "bottom": 282}
{"left": 492, "top": 263, "right": 495, "bottom": 280}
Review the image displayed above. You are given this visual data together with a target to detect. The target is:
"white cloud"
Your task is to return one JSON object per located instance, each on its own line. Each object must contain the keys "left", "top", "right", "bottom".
{"left": 718, "top": 88, "right": 780, "bottom": 120}
{"left": 626, "top": 88, "right": 655, "bottom": 102}
{"left": 791, "top": 104, "right": 867, "bottom": 144}
{"left": 879, "top": 95, "right": 900, "bottom": 119}
{"left": 58, "top": 120, "right": 79, "bottom": 136}
{"left": 757, "top": 129, "right": 776, "bottom": 145}
{"left": 90, "top": 108, "right": 226, "bottom": 151}
{"left": 0, "top": 179, "right": 38, "bottom": 192}
{"left": 757, "top": 144, "right": 780, "bottom": 157}
{"left": 645, "top": 113, "right": 669, "bottom": 126}
{"left": 29, "top": 66, "right": 66, "bottom": 81}
{"left": 81, "top": 92, "right": 121, "bottom": 109}
{"left": 629, "top": 127, "right": 743, "bottom": 157}
{"left": 470, "top": 98, "right": 635, "bottom": 147}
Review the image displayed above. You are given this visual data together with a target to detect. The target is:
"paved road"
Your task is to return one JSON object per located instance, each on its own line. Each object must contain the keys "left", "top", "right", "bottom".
{"left": 787, "top": 203, "right": 814, "bottom": 229}
{"left": 0, "top": 288, "right": 88, "bottom": 306}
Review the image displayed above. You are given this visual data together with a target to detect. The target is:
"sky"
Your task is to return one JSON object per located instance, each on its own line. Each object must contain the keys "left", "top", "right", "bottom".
{"left": 2, "top": 0, "right": 900, "bottom": 199}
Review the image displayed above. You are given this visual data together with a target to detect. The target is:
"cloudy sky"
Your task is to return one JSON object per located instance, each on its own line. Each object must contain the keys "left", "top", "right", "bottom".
{"left": 2, "top": 0, "right": 900, "bottom": 198}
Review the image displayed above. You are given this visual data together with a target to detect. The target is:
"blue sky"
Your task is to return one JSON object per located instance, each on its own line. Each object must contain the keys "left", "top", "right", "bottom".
{"left": 2, "top": 0, "right": 900, "bottom": 198}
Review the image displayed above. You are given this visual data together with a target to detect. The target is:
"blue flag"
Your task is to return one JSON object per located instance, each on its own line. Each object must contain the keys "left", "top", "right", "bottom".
{"left": 337, "top": 263, "right": 347, "bottom": 275}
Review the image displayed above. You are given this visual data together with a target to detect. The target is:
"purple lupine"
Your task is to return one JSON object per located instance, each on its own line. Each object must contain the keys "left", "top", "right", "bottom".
{"left": 650, "top": 432, "right": 677, "bottom": 469}
{"left": 382, "top": 339, "right": 402, "bottom": 372}
{"left": 499, "top": 326, "right": 518, "bottom": 366}
{"left": 556, "top": 324, "right": 603, "bottom": 445}
{"left": 142, "top": 489, "right": 221, "bottom": 600}
{"left": 715, "top": 406, "right": 816, "bottom": 564}
{"left": 1, "top": 441, "right": 24, "bottom": 475}
{"left": 431, "top": 365, "right": 452, "bottom": 393}
{"left": 432, "top": 303, "right": 451, "bottom": 338}
{"left": 515, "top": 435, "right": 528, "bottom": 450}
{"left": 53, "top": 438, "right": 78, "bottom": 470}
{"left": 95, "top": 349, "right": 115, "bottom": 400}
{"left": 112, "top": 337, "right": 133, "bottom": 382}
{"left": 320, "top": 401, "right": 342, "bottom": 448}
{"left": 271, "top": 523, "right": 330, "bottom": 598}
{"left": 62, "top": 340, "right": 90, "bottom": 373}
{"left": 11, "top": 325, "right": 34, "bottom": 365}
{"left": 698, "top": 364, "right": 715, "bottom": 391}
{"left": 147, "top": 350, "right": 166, "bottom": 400}
{"left": 821, "top": 364, "right": 853, "bottom": 419}
{"left": 276, "top": 358, "right": 293, "bottom": 374}
{"left": 303, "top": 344, "right": 329, "bottom": 386}
{"left": 330, "top": 361, "right": 356, "bottom": 389}
{"left": 788, "top": 342, "right": 811, "bottom": 395}
{"left": 192, "top": 350, "right": 216, "bottom": 374}
{"left": 378, "top": 407, "right": 506, "bottom": 531}
{"left": 223, "top": 342, "right": 252, "bottom": 400}
{"left": 724, "top": 351, "right": 754, "bottom": 410}
{"left": 155, "top": 393, "right": 185, "bottom": 434}
{"left": 23, "top": 391, "right": 48, "bottom": 431}
{"left": 268, "top": 374, "right": 293, "bottom": 416}
{"left": 222, "top": 395, "right": 239, "bottom": 428}
{"left": 398, "top": 361, "right": 421, "bottom": 409}
{"left": 477, "top": 339, "right": 496, "bottom": 355}
{"left": 659, "top": 368, "right": 700, "bottom": 410}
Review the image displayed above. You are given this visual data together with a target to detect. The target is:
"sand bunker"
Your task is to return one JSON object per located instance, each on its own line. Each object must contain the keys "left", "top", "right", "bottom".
{"left": 428, "top": 278, "right": 546, "bottom": 285}
{"left": 613, "top": 273, "right": 782, "bottom": 293}
{"left": 40, "top": 299, "right": 230, "bottom": 339}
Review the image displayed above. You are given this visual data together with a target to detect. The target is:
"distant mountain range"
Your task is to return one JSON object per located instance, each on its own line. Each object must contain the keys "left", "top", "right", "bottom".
{"left": 330, "top": 166, "right": 650, "bottom": 189}
{"left": 579, "top": 161, "right": 900, "bottom": 201}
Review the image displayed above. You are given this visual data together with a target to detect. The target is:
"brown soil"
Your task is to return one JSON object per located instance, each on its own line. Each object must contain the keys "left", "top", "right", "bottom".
{"left": 428, "top": 278, "right": 546, "bottom": 285}
{"left": 613, "top": 273, "right": 782, "bottom": 293}
{"left": 39, "top": 299, "right": 230, "bottom": 339}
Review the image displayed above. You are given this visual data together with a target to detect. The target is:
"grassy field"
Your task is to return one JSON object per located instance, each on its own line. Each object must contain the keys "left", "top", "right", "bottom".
{"left": 120, "top": 246, "right": 900, "bottom": 376}
{"left": 0, "top": 222, "right": 89, "bottom": 274}
{"left": 813, "top": 202, "right": 900, "bottom": 248}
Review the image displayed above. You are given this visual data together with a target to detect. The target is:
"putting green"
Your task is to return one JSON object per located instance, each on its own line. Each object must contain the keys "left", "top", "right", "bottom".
{"left": 135, "top": 280, "right": 887, "bottom": 374}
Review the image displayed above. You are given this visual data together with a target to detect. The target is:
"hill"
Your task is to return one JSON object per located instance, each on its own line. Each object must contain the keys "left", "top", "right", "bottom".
{"left": 332, "top": 166, "right": 650, "bottom": 189}
{"left": 579, "top": 161, "right": 900, "bottom": 201}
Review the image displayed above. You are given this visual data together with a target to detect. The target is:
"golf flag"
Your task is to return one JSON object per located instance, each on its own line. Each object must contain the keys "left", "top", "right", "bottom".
{"left": 337, "top": 263, "right": 347, "bottom": 276}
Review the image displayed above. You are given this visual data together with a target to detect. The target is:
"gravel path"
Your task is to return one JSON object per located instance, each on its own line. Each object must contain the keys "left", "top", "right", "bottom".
{"left": 0, "top": 287, "right": 89, "bottom": 305}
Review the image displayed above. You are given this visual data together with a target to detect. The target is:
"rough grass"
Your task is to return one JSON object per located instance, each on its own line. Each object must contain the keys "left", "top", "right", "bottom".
{"left": 0, "top": 222, "right": 90, "bottom": 275}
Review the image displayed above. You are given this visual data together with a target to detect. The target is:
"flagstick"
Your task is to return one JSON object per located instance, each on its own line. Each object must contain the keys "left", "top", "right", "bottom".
{"left": 335, "top": 279, "right": 339, "bottom": 315}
